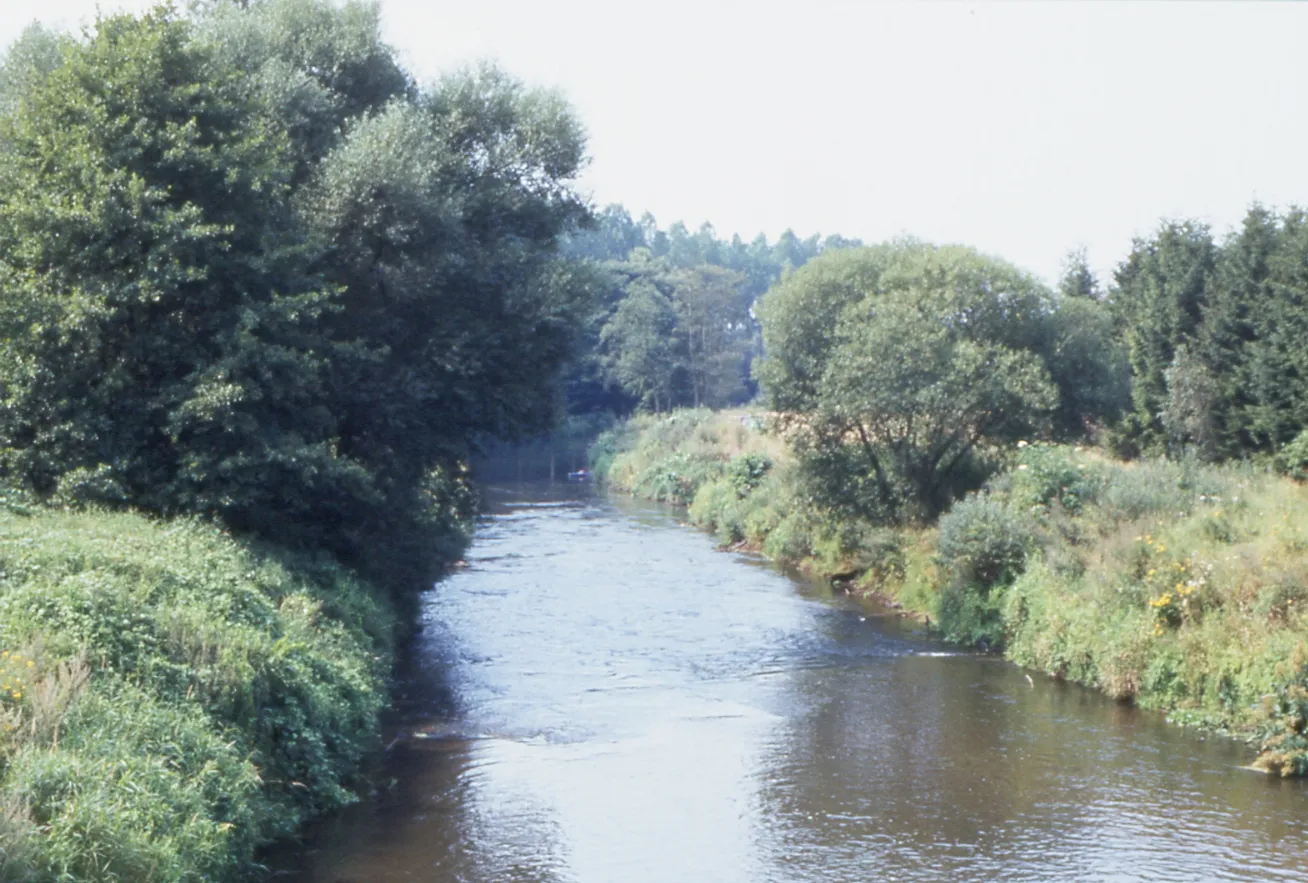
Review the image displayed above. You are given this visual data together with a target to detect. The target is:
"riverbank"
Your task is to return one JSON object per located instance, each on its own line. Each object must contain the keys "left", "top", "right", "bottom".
{"left": 0, "top": 504, "right": 406, "bottom": 881}
{"left": 591, "top": 409, "right": 1308, "bottom": 775}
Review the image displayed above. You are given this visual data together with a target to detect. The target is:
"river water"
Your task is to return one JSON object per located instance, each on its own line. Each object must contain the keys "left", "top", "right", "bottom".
{"left": 280, "top": 482, "right": 1308, "bottom": 882}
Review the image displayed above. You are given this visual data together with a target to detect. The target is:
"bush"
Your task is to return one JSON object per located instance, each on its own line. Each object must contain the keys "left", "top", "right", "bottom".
{"left": 937, "top": 495, "right": 1034, "bottom": 590}
{"left": 935, "top": 495, "right": 1035, "bottom": 647}
{"left": 1275, "top": 428, "right": 1308, "bottom": 482}
{"left": 1004, "top": 443, "right": 1104, "bottom": 513}
{"left": 689, "top": 479, "right": 746, "bottom": 545}
{"left": 0, "top": 508, "right": 394, "bottom": 880}
{"left": 726, "top": 453, "right": 772, "bottom": 497}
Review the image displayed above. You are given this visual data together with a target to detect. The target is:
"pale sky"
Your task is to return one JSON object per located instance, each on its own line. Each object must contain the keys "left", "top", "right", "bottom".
{"left": 3, "top": 0, "right": 1306, "bottom": 285}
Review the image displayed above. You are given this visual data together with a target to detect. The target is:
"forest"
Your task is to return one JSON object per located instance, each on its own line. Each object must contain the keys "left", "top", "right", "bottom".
{"left": 0, "top": 0, "right": 1306, "bottom": 880}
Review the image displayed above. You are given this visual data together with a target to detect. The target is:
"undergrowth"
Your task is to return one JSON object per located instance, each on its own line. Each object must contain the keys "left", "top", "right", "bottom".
{"left": 0, "top": 508, "right": 396, "bottom": 881}
{"left": 594, "top": 411, "right": 1308, "bottom": 775}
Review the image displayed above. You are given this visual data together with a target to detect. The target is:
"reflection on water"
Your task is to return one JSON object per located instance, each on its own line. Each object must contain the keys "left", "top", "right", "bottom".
{"left": 279, "top": 482, "right": 1308, "bottom": 882}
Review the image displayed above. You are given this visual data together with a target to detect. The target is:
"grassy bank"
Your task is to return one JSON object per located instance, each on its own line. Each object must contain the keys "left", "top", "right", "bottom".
{"left": 0, "top": 505, "right": 397, "bottom": 881}
{"left": 592, "top": 409, "right": 1308, "bottom": 775}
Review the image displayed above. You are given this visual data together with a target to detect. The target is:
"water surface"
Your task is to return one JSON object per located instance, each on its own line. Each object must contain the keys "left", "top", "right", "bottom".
{"left": 281, "top": 482, "right": 1308, "bottom": 882}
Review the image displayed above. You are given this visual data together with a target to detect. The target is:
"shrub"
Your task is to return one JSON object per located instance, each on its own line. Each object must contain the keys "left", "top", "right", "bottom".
{"left": 1255, "top": 679, "right": 1308, "bottom": 776}
{"left": 1275, "top": 428, "right": 1308, "bottom": 482}
{"left": 1004, "top": 443, "right": 1104, "bottom": 513}
{"left": 0, "top": 508, "right": 394, "bottom": 880}
{"left": 726, "top": 453, "right": 772, "bottom": 497}
{"left": 934, "top": 494, "right": 1037, "bottom": 647}
{"left": 688, "top": 479, "right": 745, "bottom": 545}
{"left": 937, "top": 495, "right": 1034, "bottom": 590}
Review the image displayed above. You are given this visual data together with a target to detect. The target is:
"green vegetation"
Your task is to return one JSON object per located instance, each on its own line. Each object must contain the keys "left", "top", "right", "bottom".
{"left": 1111, "top": 208, "right": 1308, "bottom": 462}
{"left": 592, "top": 237, "right": 1308, "bottom": 778}
{"left": 0, "top": 0, "right": 593, "bottom": 877}
{"left": 560, "top": 205, "right": 862, "bottom": 417}
{"left": 0, "top": 506, "right": 392, "bottom": 880}
{"left": 0, "top": 0, "right": 587, "bottom": 598}
{"left": 595, "top": 413, "right": 1308, "bottom": 775}
{"left": 755, "top": 242, "right": 1124, "bottom": 523}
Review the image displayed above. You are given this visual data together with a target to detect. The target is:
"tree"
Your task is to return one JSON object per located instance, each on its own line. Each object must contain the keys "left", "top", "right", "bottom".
{"left": 1243, "top": 208, "right": 1308, "bottom": 451}
{"left": 555, "top": 206, "right": 863, "bottom": 420}
{"left": 198, "top": 0, "right": 413, "bottom": 180}
{"left": 0, "top": 23, "right": 66, "bottom": 118}
{"left": 0, "top": 7, "right": 343, "bottom": 526}
{"left": 599, "top": 277, "right": 681, "bottom": 411}
{"left": 755, "top": 243, "right": 1058, "bottom": 522}
{"left": 0, "top": 2, "right": 592, "bottom": 595}
{"left": 1161, "top": 344, "right": 1221, "bottom": 459}
{"left": 564, "top": 203, "right": 646, "bottom": 261}
{"left": 1109, "top": 221, "right": 1216, "bottom": 454}
{"left": 1058, "top": 247, "right": 1099, "bottom": 299}
{"left": 1040, "top": 295, "right": 1130, "bottom": 439}
{"left": 1192, "top": 204, "right": 1278, "bottom": 456}
{"left": 669, "top": 265, "right": 751, "bottom": 408}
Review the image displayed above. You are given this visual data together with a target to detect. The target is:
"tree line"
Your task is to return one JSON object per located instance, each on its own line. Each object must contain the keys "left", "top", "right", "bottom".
{"left": 1112, "top": 208, "right": 1308, "bottom": 463}
{"left": 560, "top": 205, "right": 862, "bottom": 415}
{"left": 0, "top": 0, "right": 591, "bottom": 597}
{"left": 2, "top": 0, "right": 1306, "bottom": 588}
{"left": 576, "top": 206, "right": 1308, "bottom": 527}
{"left": 749, "top": 205, "right": 1308, "bottom": 525}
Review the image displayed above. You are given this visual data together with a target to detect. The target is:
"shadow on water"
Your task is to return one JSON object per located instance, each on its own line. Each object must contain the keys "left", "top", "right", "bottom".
{"left": 269, "top": 480, "right": 1308, "bottom": 882}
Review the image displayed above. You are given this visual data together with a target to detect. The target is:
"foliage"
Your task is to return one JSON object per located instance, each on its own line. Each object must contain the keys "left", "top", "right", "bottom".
{"left": 599, "top": 276, "right": 681, "bottom": 411}
{"left": 1274, "top": 428, "right": 1308, "bottom": 482}
{"left": 1161, "top": 344, "right": 1221, "bottom": 459}
{"left": 755, "top": 242, "right": 1066, "bottom": 522}
{"left": 0, "top": 1, "right": 589, "bottom": 597}
{"left": 591, "top": 256, "right": 755, "bottom": 412}
{"left": 1041, "top": 294, "right": 1130, "bottom": 440}
{"left": 934, "top": 495, "right": 1035, "bottom": 646}
{"left": 1110, "top": 221, "right": 1217, "bottom": 454}
{"left": 560, "top": 205, "right": 863, "bottom": 418}
{"left": 1057, "top": 248, "right": 1100, "bottom": 300}
{"left": 726, "top": 452, "right": 772, "bottom": 497}
{"left": 1110, "top": 206, "right": 1308, "bottom": 462}
{"left": 1003, "top": 442, "right": 1106, "bottom": 513}
{"left": 0, "top": 506, "right": 394, "bottom": 880}
{"left": 598, "top": 411, "right": 1308, "bottom": 774}
{"left": 937, "top": 495, "right": 1033, "bottom": 591}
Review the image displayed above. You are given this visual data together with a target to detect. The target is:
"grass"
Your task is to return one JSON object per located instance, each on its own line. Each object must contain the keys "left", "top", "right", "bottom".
{"left": 593, "top": 411, "right": 1308, "bottom": 775}
{"left": 0, "top": 507, "right": 396, "bottom": 881}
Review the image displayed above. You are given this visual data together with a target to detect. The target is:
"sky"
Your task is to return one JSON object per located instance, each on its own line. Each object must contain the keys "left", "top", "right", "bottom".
{"left": 3, "top": 0, "right": 1307, "bottom": 285}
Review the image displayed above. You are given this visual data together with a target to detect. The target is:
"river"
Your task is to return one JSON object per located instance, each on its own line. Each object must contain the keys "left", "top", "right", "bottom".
{"left": 277, "top": 481, "right": 1308, "bottom": 882}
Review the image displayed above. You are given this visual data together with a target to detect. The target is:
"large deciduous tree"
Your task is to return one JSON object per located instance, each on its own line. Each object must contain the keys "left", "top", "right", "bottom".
{"left": 755, "top": 242, "right": 1068, "bottom": 522}
{"left": 0, "top": 1, "right": 591, "bottom": 595}
{"left": 599, "top": 276, "right": 681, "bottom": 412}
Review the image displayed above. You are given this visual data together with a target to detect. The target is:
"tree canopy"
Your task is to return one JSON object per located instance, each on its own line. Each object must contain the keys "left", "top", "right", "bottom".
{"left": 0, "top": 0, "right": 592, "bottom": 594}
{"left": 561, "top": 203, "right": 862, "bottom": 415}
{"left": 1108, "top": 206, "right": 1308, "bottom": 461}
{"left": 755, "top": 242, "right": 1123, "bottom": 521}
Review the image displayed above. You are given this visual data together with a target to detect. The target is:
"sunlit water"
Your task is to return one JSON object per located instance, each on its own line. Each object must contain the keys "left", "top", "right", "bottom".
{"left": 276, "top": 482, "right": 1308, "bottom": 882}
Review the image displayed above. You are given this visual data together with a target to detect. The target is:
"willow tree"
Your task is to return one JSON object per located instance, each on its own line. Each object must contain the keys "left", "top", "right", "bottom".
{"left": 755, "top": 243, "right": 1060, "bottom": 522}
